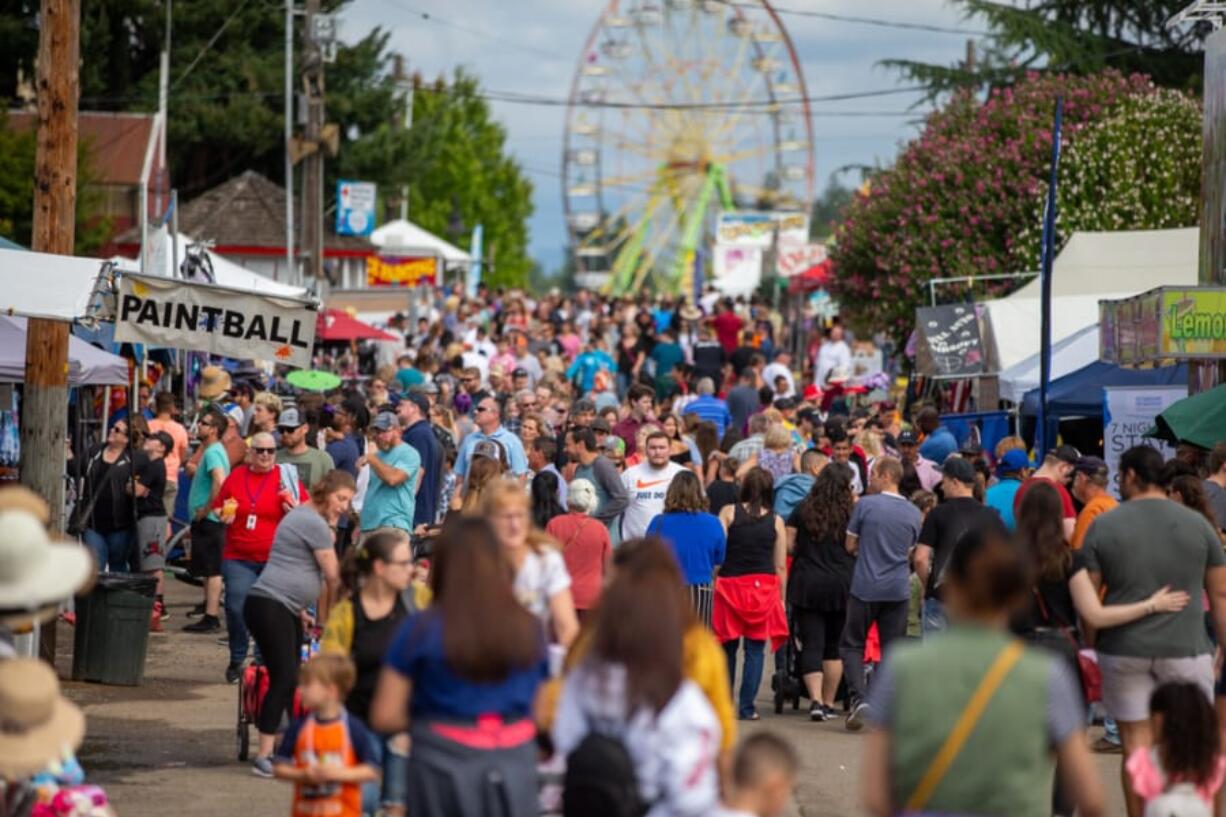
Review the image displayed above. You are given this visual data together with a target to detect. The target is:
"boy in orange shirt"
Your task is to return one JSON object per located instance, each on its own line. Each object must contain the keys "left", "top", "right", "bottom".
{"left": 273, "top": 654, "right": 379, "bottom": 817}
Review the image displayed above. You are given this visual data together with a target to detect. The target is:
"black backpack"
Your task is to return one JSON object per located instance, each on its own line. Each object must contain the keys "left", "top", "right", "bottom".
{"left": 562, "top": 732, "right": 647, "bottom": 817}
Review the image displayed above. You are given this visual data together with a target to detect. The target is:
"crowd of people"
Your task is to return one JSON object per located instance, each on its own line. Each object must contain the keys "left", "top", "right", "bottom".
{"left": 9, "top": 285, "right": 1226, "bottom": 817}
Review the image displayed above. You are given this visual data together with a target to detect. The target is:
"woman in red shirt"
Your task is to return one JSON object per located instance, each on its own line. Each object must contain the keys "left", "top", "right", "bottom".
{"left": 214, "top": 432, "right": 308, "bottom": 683}
{"left": 545, "top": 479, "right": 611, "bottom": 623}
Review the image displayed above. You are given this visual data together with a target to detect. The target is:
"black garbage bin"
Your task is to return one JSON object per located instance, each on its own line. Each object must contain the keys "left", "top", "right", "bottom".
{"left": 72, "top": 572, "right": 157, "bottom": 686}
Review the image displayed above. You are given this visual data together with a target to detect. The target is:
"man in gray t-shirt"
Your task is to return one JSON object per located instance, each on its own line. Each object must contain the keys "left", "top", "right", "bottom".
{"left": 1081, "top": 446, "right": 1226, "bottom": 817}
{"left": 840, "top": 457, "right": 921, "bottom": 731}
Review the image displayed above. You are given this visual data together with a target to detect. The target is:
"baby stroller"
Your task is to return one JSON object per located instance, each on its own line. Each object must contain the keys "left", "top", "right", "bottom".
{"left": 236, "top": 637, "right": 315, "bottom": 760}
{"left": 771, "top": 620, "right": 882, "bottom": 715}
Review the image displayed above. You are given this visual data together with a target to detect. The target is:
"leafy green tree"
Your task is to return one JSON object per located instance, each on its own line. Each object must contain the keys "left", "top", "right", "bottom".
{"left": 810, "top": 174, "right": 855, "bottom": 240}
{"left": 888, "top": 1, "right": 1207, "bottom": 100}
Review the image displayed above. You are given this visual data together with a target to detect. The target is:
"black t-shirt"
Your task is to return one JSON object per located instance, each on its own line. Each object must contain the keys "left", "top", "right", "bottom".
{"left": 135, "top": 453, "right": 166, "bottom": 518}
{"left": 918, "top": 496, "right": 1005, "bottom": 595}
{"left": 707, "top": 480, "right": 738, "bottom": 515}
{"left": 786, "top": 509, "right": 856, "bottom": 611}
{"left": 692, "top": 342, "right": 725, "bottom": 381}
{"left": 721, "top": 505, "right": 777, "bottom": 577}
{"left": 730, "top": 345, "right": 757, "bottom": 377}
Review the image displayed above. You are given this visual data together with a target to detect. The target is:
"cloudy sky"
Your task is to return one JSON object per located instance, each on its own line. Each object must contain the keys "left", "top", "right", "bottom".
{"left": 342, "top": 0, "right": 978, "bottom": 271}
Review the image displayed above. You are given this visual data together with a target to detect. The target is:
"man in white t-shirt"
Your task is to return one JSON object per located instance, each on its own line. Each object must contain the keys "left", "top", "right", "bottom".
{"left": 761, "top": 352, "right": 796, "bottom": 399}
{"left": 814, "top": 322, "right": 852, "bottom": 388}
{"left": 620, "top": 430, "right": 685, "bottom": 540}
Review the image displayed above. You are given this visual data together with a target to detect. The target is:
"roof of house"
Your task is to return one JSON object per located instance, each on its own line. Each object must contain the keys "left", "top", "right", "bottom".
{"left": 115, "top": 170, "right": 373, "bottom": 253}
{"left": 7, "top": 110, "right": 155, "bottom": 187}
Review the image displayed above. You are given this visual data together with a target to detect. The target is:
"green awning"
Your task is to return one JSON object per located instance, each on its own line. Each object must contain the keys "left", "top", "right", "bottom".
{"left": 1145, "top": 382, "right": 1226, "bottom": 449}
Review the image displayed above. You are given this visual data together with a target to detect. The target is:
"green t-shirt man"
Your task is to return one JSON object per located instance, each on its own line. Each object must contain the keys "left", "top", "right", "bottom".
{"left": 189, "top": 441, "right": 229, "bottom": 522}
{"left": 1081, "top": 497, "right": 1226, "bottom": 658}
{"left": 276, "top": 446, "right": 335, "bottom": 493}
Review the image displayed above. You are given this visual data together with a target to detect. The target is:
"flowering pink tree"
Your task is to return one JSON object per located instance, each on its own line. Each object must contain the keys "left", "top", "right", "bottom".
{"left": 829, "top": 71, "right": 1158, "bottom": 339}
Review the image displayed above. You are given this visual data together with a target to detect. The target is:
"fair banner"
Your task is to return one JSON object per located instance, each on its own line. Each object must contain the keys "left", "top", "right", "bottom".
{"left": 715, "top": 211, "right": 809, "bottom": 247}
{"left": 712, "top": 244, "right": 762, "bottom": 296}
{"left": 1103, "top": 385, "right": 1186, "bottom": 498}
{"left": 776, "top": 242, "right": 827, "bottom": 278}
{"left": 366, "top": 255, "right": 437, "bottom": 288}
{"left": 114, "top": 273, "right": 316, "bottom": 368}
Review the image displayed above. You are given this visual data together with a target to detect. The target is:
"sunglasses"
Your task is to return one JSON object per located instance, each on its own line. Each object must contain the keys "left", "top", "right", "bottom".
{"left": 474, "top": 405, "right": 492, "bottom": 414}
{"left": 253, "top": 447, "right": 276, "bottom": 455}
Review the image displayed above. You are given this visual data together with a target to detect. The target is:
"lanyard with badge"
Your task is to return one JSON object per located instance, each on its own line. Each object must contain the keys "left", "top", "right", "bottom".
{"left": 244, "top": 469, "right": 275, "bottom": 531}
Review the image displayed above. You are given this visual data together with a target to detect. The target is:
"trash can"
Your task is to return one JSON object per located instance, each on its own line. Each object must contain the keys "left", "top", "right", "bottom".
{"left": 72, "top": 573, "right": 157, "bottom": 686}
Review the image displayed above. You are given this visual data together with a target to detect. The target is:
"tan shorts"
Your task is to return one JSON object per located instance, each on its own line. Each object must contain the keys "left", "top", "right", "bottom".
{"left": 1098, "top": 653, "right": 1214, "bottom": 722}
{"left": 163, "top": 480, "right": 178, "bottom": 519}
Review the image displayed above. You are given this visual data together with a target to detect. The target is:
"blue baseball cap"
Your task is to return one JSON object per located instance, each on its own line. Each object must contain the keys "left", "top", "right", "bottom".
{"left": 997, "top": 449, "right": 1031, "bottom": 476}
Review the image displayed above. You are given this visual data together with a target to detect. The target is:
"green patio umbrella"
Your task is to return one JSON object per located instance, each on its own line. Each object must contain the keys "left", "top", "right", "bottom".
{"left": 286, "top": 369, "right": 341, "bottom": 392}
{"left": 1145, "top": 382, "right": 1226, "bottom": 449}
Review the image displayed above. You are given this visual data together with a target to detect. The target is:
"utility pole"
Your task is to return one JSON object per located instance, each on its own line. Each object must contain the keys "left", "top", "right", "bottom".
{"left": 392, "top": 54, "right": 413, "bottom": 221}
{"left": 965, "top": 39, "right": 976, "bottom": 73}
{"left": 26, "top": 0, "right": 80, "bottom": 663}
{"left": 301, "top": 0, "right": 325, "bottom": 285}
{"left": 284, "top": 0, "right": 294, "bottom": 283}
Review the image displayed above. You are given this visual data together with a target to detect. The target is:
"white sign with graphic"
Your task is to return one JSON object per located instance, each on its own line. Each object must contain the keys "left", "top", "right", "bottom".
{"left": 336, "top": 180, "right": 377, "bottom": 237}
{"left": 1103, "top": 385, "right": 1186, "bottom": 498}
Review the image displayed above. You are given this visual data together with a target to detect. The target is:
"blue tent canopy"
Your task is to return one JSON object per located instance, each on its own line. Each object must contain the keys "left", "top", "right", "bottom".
{"left": 1021, "top": 361, "right": 1187, "bottom": 418}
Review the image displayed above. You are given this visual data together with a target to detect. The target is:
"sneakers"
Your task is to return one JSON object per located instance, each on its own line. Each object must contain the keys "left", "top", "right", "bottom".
{"left": 225, "top": 663, "right": 242, "bottom": 685}
{"left": 251, "top": 756, "right": 274, "bottom": 778}
{"left": 182, "top": 614, "right": 221, "bottom": 633}
{"left": 846, "top": 701, "right": 870, "bottom": 732}
{"left": 154, "top": 601, "right": 170, "bottom": 622}
{"left": 186, "top": 603, "right": 206, "bottom": 619}
{"left": 216, "top": 635, "right": 231, "bottom": 647}
{"left": 149, "top": 607, "right": 163, "bottom": 633}
{"left": 1091, "top": 736, "right": 1123, "bottom": 754}
{"left": 809, "top": 702, "right": 828, "bottom": 722}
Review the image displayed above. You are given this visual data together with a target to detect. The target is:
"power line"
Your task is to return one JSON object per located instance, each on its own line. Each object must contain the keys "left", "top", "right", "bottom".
{"left": 384, "top": 0, "right": 563, "bottom": 60}
{"left": 715, "top": 0, "right": 991, "bottom": 36}
{"left": 172, "top": 0, "right": 254, "bottom": 90}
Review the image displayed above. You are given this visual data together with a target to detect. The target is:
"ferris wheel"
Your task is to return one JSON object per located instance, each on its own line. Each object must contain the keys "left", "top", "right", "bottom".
{"left": 563, "top": 0, "right": 815, "bottom": 296}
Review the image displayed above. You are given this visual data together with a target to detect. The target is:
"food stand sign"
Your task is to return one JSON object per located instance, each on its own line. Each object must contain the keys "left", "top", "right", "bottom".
{"left": 1100, "top": 287, "right": 1226, "bottom": 365}
{"left": 914, "top": 304, "right": 985, "bottom": 378}
{"left": 366, "top": 256, "right": 438, "bottom": 288}
{"left": 114, "top": 273, "right": 317, "bottom": 368}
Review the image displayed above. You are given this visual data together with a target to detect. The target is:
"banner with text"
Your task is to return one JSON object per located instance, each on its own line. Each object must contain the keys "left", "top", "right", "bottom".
{"left": 114, "top": 273, "right": 316, "bottom": 368}
{"left": 1103, "top": 385, "right": 1185, "bottom": 498}
{"left": 366, "top": 255, "right": 437, "bottom": 288}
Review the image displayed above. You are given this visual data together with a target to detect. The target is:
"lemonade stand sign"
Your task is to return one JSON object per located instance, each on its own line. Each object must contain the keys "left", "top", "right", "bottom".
{"left": 1101, "top": 287, "right": 1226, "bottom": 365}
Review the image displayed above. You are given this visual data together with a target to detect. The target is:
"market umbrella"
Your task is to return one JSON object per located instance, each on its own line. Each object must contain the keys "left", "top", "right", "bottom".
{"left": 286, "top": 369, "right": 342, "bottom": 392}
{"left": 315, "top": 308, "right": 397, "bottom": 343}
{"left": 1145, "top": 382, "right": 1226, "bottom": 449}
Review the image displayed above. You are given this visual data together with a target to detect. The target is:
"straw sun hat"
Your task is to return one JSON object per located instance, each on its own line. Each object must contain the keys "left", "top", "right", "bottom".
{"left": 0, "top": 659, "right": 85, "bottom": 778}
{"left": 197, "top": 365, "right": 233, "bottom": 400}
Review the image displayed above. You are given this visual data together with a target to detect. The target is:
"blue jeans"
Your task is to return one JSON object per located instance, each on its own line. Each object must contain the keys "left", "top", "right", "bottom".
{"left": 723, "top": 638, "right": 766, "bottom": 718}
{"left": 83, "top": 528, "right": 133, "bottom": 572}
{"left": 221, "top": 559, "right": 264, "bottom": 666}
{"left": 922, "top": 597, "right": 948, "bottom": 637}
{"left": 362, "top": 731, "right": 408, "bottom": 814}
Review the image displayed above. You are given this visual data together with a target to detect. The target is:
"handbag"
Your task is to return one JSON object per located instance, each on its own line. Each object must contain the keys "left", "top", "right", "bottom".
{"left": 905, "top": 640, "right": 1025, "bottom": 812}
{"left": 1031, "top": 587, "right": 1099, "bottom": 703}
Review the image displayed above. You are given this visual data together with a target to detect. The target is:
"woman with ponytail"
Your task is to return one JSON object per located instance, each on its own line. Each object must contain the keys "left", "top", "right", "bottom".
{"left": 321, "top": 529, "right": 414, "bottom": 816}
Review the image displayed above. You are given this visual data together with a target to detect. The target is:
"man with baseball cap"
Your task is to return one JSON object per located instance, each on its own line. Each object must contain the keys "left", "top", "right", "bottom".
{"left": 398, "top": 392, "right": 442, "bottom": 529}
{"left": 896, "top": 429, "right": 941, "bottom": 492}
{"left": 915, "top": 455, "right": 1005, "bottom": 634}
{"left": 984, "top": 448, "right": 1031, "bottom": 531}
{"left": 361, "top": 412, "right": 422, "bottom": 537}
{"left": 1070, "top": 455, "right": 1116, "bottom": 550}
{"left": 1014, "top": 444, "right": 1080, "bottom": 540}
{"left": 275, "top": 407, "right": 334, "bottom": 490}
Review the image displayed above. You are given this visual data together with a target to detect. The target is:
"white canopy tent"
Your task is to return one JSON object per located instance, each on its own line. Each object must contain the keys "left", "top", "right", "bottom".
{"left": 997, "top": 323, "right": 1099, "bottom": 403}
{"left": 981, "top": 227, "right": 1198, "bottom": 373}
{"left": 0, "top": 246, "right": 108, "bottom": 322}
{"left": 0, "top": 316, "right": 127, "bottom": 385}
{"left": 370, "top": 219, "right": 471, "bottom": 265}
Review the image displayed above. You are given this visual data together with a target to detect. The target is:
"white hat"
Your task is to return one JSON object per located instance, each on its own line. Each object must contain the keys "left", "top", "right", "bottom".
{"left": 0, "top": 510, "right": 94, "bottom": 610}
{"left": 0, "top": 659, "right": 85, "bottom": 777}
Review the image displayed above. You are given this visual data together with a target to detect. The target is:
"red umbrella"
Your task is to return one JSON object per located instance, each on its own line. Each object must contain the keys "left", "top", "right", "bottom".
{"left": 315, "top": 309, "right": 398, "bottom": 342}
{"left": 787, "top": 258, "right": 833, "bottom": 294}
